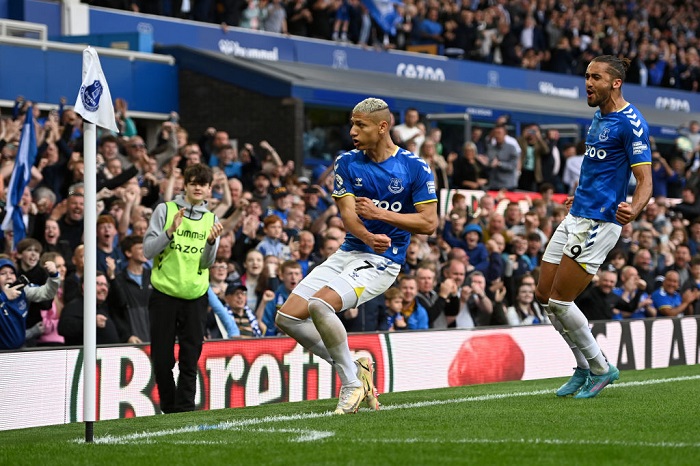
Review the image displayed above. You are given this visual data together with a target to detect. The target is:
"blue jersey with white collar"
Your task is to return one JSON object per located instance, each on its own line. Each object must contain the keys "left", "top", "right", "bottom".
{"left": 571, "top": 103, "right": 652, "bottom": 224}
{"left": 332, "top": 147, "right": 437, "bottom": 264}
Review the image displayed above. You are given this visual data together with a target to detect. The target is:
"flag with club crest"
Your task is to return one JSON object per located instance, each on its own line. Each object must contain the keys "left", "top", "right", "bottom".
{"left": 74, "top": 46, "right": 119, "bottom": 133}
{"left": 1, "top": 106, "right": 37, "bottom": 250}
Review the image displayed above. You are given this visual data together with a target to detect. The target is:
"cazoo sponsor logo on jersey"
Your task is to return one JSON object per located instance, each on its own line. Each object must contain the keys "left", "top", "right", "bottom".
{"left": 396, "top": 63, "right": 445, "bottom": 81}
{"left": 373, "top": 199, "right": 403, "bottom": 212}
{"left": 585, "top": 145, "right": 607, "bottom": 160}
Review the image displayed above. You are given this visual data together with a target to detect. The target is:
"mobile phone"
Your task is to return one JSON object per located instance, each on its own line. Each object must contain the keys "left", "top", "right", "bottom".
{"left": 10, "top": 275, "right": 30, "bottom": 288}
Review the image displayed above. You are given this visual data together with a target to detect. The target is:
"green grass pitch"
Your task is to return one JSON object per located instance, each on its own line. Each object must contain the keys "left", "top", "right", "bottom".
{"left": 1, "top": 365, "right": 699, "bottom": 465}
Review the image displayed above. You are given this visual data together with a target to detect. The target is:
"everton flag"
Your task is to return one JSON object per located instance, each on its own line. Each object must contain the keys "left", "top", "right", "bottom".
{"left": 74, "top": 47, "right": 119, "bottom": 133}
{"left": 361, "top": 0, "right": 401, "bottom": 36}
{"left": 1, "top": 106, "right": 37, "bottom": 249}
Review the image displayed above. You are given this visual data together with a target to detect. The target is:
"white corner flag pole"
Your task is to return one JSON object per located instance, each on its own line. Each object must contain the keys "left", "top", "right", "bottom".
{"left": 83, "top": 122, "right": 97, "bottom": 443}
{"left": 74, "top": 46, "right": 119, "bottom": 443}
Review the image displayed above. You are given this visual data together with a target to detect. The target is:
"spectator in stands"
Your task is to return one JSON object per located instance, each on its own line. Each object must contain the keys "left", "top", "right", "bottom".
{"left": 0, "top": 257, "right": 59, "bottom": 350}
{"left": 462, "top": 223, "right": 488, "bottom": 272}
{"left": 613, "top": 265, "right": 656, "bottom": 319}
{"left": 109, "top": 235, "right": 152, "bottom": 344}
{"left": 256, "top": 214, "right": 291, "bottom": 260}
{"left": 688, "top": 219, "right": 700, "bottom": 256}
{"left": 670, "top": 186, "right": 700, "bottom": 220}
{"left": 96, "top": 214, "right": 126, "bottom": 275}
{"left": 294, "top": 230, "right": 319, "bottom": 277}
{"left": 576, "top": 268, "right": 631, "bottom": 321}
{"left": 262, "top": 0, "right": 288, "bottom": 34}
{"left": 287, "top": 0, "right": 313, "bottom": 37}
{"left": 265, "top": 186, "right": 292, "bottom": 225}
{"left": 442, "top": 212, "right": 468, "bottom": 250}
{"left": 262, "top": 259, "right": 302, "bottom": 335}
{"left": 561, "top": 143, "right": 583, "bottom": 194}
{"left": 58, "top": 271, "right": 121, "bottom": 346}
{"left": 35, "top": 251, "right": 66, "bottom": 347}
{"left": 651, "top": 150, "right": 678, "bottom": 198}
{"left": 664, "top": 243, "right": 692, "bottom": 288}
{"left": 392, "top": 108, "right": 425, "bottom": 155}
{"left": 40, "top": 218, "right": 73, "bottom": 264}
{"left": 517, "top": 124, "right": 549, "bottom": 191}
{"left": 483, "top": 211, "right": 510, "bottom": 245}
{"left": 452, "top": 141, "right": 488, "bottom": 190}
{"left": 653, "top": 270, "right": 699, "bottom": 318}
{"left": 234, "top": 249, "right": 276, "bottom": 319}
{"left": 54, "top": 189, "right": 85, "bottom": 252}
{"left": 419, "top": 139, "right": 449, "bottom": 196}
{"left": 680, "top": 256, "right": 700, "bottom": 315}
{"left": 455, "top": 271, "right": 492, "bottom": 328}
{"left": 393, "top": 275, "right": 429, "bottom": 330}
{"left": 485, "top": 125, "right": 519, "bottom": 191}
{"left": 416, "top": 261, "right": 454, "bottom": 329}
{"left": 413, "top": 7, "right": 444, "bottom": 50}
{"left": 503, "top": 282, "right": 546, "bottom": 325}
{"left": 503, "top": 202, "right": 523, "bottom": 229}
{"left": 225, "top": 284, "right": 272, "bottom": 337}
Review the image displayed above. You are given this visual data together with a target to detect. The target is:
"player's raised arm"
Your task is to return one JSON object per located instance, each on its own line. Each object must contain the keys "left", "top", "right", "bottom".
{"left": 354, "top": 197, "right": 438, "bottom": 235}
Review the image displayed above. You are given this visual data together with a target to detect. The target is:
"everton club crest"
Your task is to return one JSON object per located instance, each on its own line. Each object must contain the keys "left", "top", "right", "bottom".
{"left": 388, "top": 177, "right": 404, "bottom": 194}
{"left": 80, "top": 80, "right": 103, "bottom": 112}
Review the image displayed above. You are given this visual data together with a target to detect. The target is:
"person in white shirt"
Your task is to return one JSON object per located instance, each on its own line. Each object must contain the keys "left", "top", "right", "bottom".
{"left": 392, "top": 108, "right": 425, "bottom": 155}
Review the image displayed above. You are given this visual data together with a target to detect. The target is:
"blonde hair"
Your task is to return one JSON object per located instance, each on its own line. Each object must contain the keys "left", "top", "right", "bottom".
{"left": 353, "top": 98, "right": 389, "bottom": 114}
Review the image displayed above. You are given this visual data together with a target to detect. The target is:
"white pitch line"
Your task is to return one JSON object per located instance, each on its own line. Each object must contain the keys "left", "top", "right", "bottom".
{"left": 80, "top": 375, "right": 700, "bottom": 445}
{"left": 126, "top": 428, "right": 335, "bottom": 444}
{"left": 365, "top": 437, "right": 700, "bottom": 449}
{"left": 379, "top": 374, "right": 700, "bottom": 412}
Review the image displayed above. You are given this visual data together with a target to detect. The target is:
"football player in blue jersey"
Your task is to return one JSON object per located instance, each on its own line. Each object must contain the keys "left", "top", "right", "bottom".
{"left": 535, "top": 55, "right": 653, "bottom": 398}
{"left": 276, "top": 98, "right": 438, "bottom": 414}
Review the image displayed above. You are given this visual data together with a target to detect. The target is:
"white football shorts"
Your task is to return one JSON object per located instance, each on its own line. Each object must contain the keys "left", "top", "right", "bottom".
{"left": 292, "top": 249, "right": 401, "bottom": 311}
{"left": 541, "top": 214, "right": 621, "bottom": 275}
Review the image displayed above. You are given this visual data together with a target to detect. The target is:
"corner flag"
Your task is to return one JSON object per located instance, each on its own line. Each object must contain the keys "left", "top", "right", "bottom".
{"left": 74, "top": 47, "right": 119, "bottom": 133}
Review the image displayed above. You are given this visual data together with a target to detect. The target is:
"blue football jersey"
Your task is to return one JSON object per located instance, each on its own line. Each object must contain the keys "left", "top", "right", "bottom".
{"left": 571, "top": 103, "right": 652, "bottom": 224}
{"left": 332, "top": 147, "right": 437, "bottom": 264}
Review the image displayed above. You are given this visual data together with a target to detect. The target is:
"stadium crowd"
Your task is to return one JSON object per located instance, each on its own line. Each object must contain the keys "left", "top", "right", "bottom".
{"left": 0, "top": 92, "right": 700, "bottom": 351}
{"left": 86, "top": 0, "right": 700, "bottom": 91}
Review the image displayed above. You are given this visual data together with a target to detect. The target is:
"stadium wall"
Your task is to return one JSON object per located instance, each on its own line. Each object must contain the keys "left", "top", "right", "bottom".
{"left": 1, "top": 317, "right": 698, "bottom": 431}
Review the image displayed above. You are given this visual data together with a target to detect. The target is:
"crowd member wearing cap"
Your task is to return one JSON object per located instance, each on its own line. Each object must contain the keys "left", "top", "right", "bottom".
{"left": 205, "top": 283, "right": 241, "bottom": 339}
{"left": 0, "top": 256, "right": 60, "bottom": 350}
{"left": 210, "top": 284, "right": 273, "bottom": 339}
{"left": 303, "top": 184, "right": 335, "bottom": 224}
{"left": 265, "top": 186, "right": 292, "bottom": 226}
